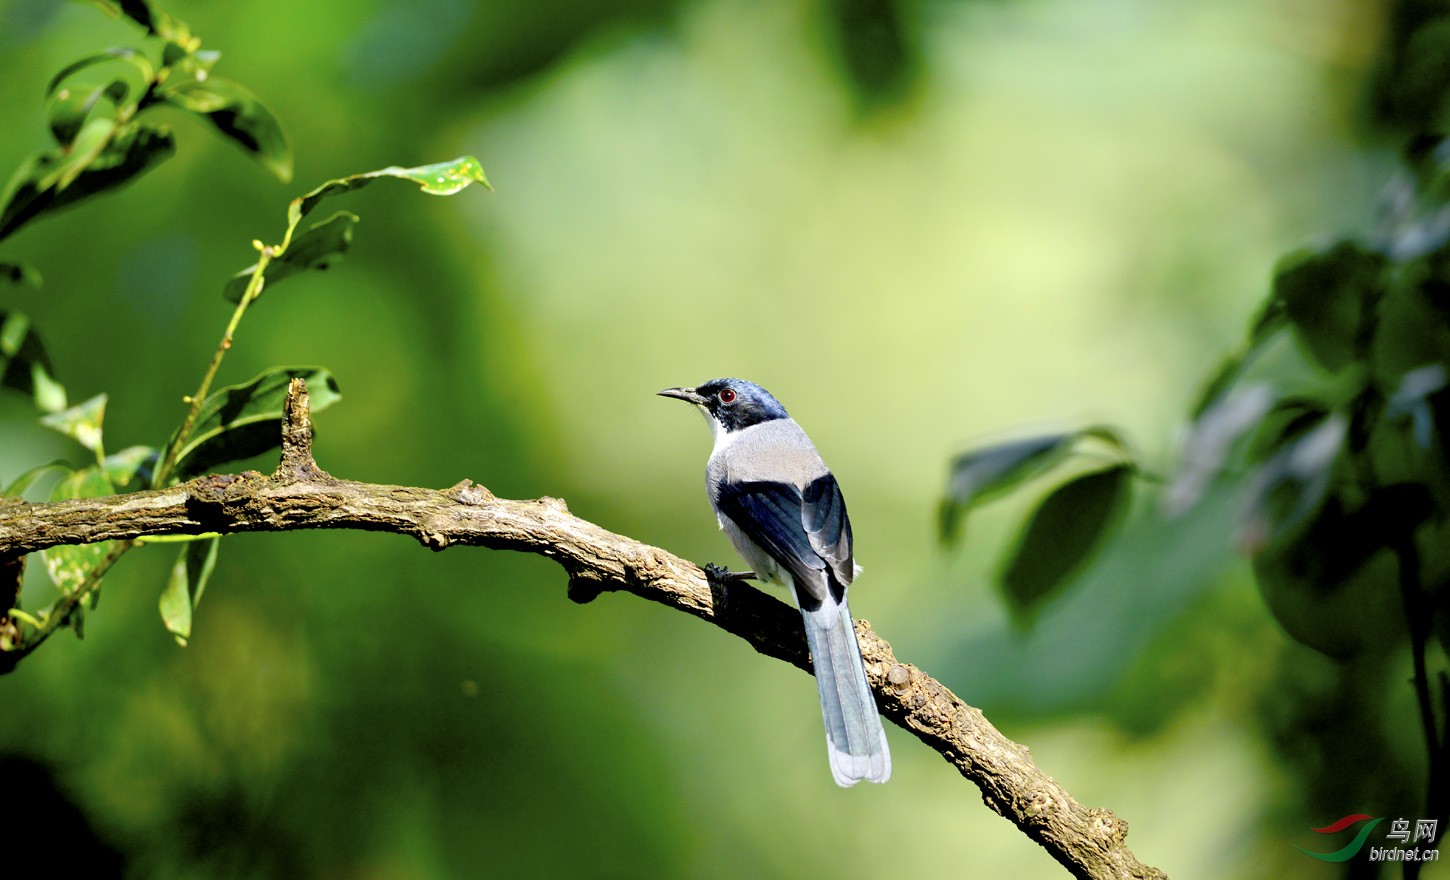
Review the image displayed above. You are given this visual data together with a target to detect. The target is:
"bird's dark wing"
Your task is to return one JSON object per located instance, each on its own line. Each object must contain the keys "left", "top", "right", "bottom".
{"left": 802, "top": 473, "right": 854, "bottom": 586}
{"left": 715, "top": 476, "right": 853, "bottom": 606}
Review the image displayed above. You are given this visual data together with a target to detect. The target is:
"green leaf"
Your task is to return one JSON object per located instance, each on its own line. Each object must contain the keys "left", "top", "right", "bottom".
{"left": 41, "top": 466, "right": 117, "bottom": 594}
{"left": 223, "top": 211, "right": 358, "bottom": 302}
{"left": 999, "top": 464, "right": 1133, "bottom": 623}
{"left": 169, "top": 366, "right": 341, "bottom": 480}
{"left": 4, "top": 460, "right": 70, "bottom": 499}
{"left": 945, "top": 435, "right": 1073, "bottom": 509}
{"left": 40, "top": 393, "right": 107, "bottom": 455}
{"left": 159, "top": 536, "right": 219, "bottom": 646}
{"left": 289, "top": 156, "right": 490, "bottom": 230}
{"left": 103, "top": 445, "right": 158, "bottom": 489}
{"left": 0, "top": 122, "right": 176, "bottom": 243}
{"left": 1272, "top": 240, "right": 1386, "bottom": 372}
{"left": 43, "top": 47, "right": 153, "bottom": 146}
{"left": 46, "top": 47, "right": 154, "bottom": 99}
{"left": 941, "top": 427, "right": 1130, "bottom": 542}
{"left": 163, "top": 78, "right": 292, "bottom": 182}
{"left": 1252, "top": 489, "right": 1418, "bottom": 658}
{"left": 0, "top": 310, "right": 67, "bottom": 413}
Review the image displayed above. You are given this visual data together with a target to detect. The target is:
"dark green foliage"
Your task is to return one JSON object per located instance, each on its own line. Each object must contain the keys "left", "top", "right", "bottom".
{"left": 826, "top": 0, "right": 917, "bottom": 105}
{"left": 0, "top": 1, "right": 292, "bottom": 244}
{"left": 0, "top": 123, "right": 176, "bottom": 243}
{"left": 999, "top": 463, "right": 1132, "bottom": 625}
{"left": 1272, "top": 241, "right": 1385, "bottom": 373}
{"left": 942, "top": 51, "right": 1450, "bottom": 857}
{"left": 941, "top": 426, "right": 1132, "bottom": 620}
{"left": 0, "top": 0, "right": 489, "bottom": 667}
{"left": 1370, "top": 0, "right": 1450, "bottom": 132}
{"left": 932, "top": 8, "right": 1450, "bottom": 849}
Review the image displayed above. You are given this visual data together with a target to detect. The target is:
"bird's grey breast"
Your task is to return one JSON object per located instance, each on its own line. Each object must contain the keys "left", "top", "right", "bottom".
{"left": 706, "top": 418, "right": 828, "bottom": 492}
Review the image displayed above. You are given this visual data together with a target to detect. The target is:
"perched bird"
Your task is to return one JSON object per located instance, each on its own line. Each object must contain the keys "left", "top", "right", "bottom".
{"left": 658, "top": 378, "right": 891, "bottom": 786}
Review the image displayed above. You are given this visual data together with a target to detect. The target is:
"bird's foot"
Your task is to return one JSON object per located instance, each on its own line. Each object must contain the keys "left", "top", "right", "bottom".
{"left": 704, "top": 563, "right": 755, "bottom": 584}
{"left": 703, "top": 564, "right": 755, "bottom": 613}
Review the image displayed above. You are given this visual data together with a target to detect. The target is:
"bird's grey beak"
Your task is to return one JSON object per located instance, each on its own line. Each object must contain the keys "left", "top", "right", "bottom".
{"left": 658, "top": 386, "right": 709, "bottom": 406}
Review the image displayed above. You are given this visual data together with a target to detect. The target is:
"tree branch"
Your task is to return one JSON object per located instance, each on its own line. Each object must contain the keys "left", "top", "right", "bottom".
{"left": 0, "top": 380, "right": 1165, "bottom": 880}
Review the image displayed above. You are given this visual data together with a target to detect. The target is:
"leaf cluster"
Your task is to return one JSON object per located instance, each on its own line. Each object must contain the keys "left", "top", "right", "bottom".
{"left": 940, "top": 428, "right": 1134, "bottom": 625}
{"left": 0, "top": 0, "right": 489, "bottom": 666}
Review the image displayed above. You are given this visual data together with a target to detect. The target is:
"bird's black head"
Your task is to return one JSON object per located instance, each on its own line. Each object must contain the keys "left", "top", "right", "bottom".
{"left": 657, "top": 377, "right": 790, "bottom": 433}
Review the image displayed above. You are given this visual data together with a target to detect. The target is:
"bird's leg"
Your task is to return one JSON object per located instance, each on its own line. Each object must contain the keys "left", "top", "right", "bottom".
{"left": 703, "top": 563, "right": 755, "bottom": 613}
{"left": 704, "top": 562, "right": 756, "bottom": 584}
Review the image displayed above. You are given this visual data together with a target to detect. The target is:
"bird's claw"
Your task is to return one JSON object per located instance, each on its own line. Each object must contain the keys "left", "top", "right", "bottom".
{"left": 704, "top": 563, "right": 755, "bottom": 613}
{"left": 704, "top": 563, "right": 754, "bottom": 585}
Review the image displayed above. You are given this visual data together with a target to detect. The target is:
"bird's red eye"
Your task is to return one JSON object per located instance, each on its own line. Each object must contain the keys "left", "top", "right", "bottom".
{"left": 718, "top": 388, "right": 736, "bottom": 404}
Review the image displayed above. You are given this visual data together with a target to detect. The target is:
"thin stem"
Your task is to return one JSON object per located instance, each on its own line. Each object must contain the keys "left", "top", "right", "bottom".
{"left": 12, "top": 539, "right": 132, "bottom": 661}
{"left": 151, "top": 246, "right": 273, "bottom": 487}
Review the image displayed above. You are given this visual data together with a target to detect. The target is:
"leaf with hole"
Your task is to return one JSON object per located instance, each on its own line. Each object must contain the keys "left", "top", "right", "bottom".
{"left": 168, "top": 367, "right": 340, "bottom": 480}
{"left": 159, "top": 536, "right": 219, "bottom": 646}
{"left": 999, "top": 464, "right": 1133, "bottom": 624}
{"left": 223, "top": 211, "right": 358, "bottom": 302}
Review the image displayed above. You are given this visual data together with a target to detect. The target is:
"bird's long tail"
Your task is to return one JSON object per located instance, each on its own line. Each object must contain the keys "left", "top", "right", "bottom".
{"left": 800, "top": 593, "right": 891, "bottom": 786}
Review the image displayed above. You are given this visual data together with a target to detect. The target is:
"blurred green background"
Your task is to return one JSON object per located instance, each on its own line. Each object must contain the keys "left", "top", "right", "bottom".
{"left": 0, "top": 0, "right": 1440, "bottom": 877}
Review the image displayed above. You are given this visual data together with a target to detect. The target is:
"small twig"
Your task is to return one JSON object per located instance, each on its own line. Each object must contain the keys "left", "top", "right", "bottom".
{"left": 4, "top": 540, "right": 131, "bottom": 667}
{"left": 275, "top": 378, "right": 328, "bottom": 482}
{"left": 0, "top": 380, "right": 1166, "bottom": 880}
{"left": 152, "top": 243, "right": 273, "bottom": 487}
